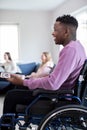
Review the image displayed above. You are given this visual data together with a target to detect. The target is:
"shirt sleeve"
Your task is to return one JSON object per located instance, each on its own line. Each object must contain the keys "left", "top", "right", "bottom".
{"left": 23, "top": 46, "right": 78, "bottom": 90}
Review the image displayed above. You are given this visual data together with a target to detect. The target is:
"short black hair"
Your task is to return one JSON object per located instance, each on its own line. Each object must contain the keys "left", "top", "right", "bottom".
{"left": 56, "top": 14, "right": 78, "bottom": 29}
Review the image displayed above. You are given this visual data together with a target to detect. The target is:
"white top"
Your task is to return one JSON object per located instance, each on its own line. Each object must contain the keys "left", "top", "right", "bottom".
{"left": 0, "top": 61, "right": 21, "bottom": 73}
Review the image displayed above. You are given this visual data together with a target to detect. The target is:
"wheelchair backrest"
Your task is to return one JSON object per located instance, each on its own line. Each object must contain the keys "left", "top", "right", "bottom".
{"left": 75, "top": 59, "right": 87, "bottom": 100}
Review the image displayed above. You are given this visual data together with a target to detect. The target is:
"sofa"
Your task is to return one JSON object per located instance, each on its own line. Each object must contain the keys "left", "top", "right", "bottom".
{"left": 0, "top": 62, "right": 39, "bottom": 92}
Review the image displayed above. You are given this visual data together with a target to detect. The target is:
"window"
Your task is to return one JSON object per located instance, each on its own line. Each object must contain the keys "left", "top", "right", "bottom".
{"left": 76, "top": 12, "right": 87, "bottom": 55}
{"left": 73, "top": 7, "right": 87, "bottom": 56}
{"left": 0, "top": 24, "right": 19, "bottom": 62}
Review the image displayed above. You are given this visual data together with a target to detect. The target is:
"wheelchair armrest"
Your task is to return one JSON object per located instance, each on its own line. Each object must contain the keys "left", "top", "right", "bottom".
{"left": 33, "top": 89, "right": 74, "bottom": 96}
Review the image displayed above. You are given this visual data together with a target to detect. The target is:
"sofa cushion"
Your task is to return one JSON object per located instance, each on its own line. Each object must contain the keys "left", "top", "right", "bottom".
{"left": 17, "top": 62, "right": 36, "bottom": 75}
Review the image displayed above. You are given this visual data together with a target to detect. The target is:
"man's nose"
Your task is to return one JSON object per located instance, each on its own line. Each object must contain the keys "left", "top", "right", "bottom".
{"left": 52, "top": 32, "right": 55, "bottom": 36}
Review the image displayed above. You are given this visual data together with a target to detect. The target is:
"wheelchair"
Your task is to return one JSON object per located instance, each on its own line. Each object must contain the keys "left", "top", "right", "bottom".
{"left": 0, "top": 60, "right": 87, "bottom": 130}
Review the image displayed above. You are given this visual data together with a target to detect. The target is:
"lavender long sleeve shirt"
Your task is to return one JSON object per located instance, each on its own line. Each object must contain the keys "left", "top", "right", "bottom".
{"left": 23, "top": 41, "right": 86, "bottom": 90}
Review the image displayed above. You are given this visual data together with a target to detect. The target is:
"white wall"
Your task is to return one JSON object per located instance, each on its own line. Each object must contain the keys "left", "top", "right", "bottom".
{"left": 53, "top": 0, "right": 87, "bottom": 19}
{"left": 0, "top": 10, "right": 53, "bottom": 63}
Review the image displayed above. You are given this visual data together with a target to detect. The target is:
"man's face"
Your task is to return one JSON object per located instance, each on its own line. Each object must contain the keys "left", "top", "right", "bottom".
{"left": 52, "top": 21, "right": 67, "bottom": 45}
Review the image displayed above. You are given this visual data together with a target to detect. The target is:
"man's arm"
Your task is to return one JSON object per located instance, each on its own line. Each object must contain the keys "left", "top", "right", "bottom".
{"left": 23, "top": 46, "right": 77, "bottom": 90}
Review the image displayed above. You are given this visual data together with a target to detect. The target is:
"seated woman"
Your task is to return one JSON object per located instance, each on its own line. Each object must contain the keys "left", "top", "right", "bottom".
{"left": 25, "top": 52, "right": 54, "bottom": 79}
{"left": 0, "top": 52, "right": 21, "bottom": 74}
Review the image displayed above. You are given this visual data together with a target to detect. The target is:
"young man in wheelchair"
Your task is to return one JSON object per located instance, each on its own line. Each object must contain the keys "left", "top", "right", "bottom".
{"left": 1, "top": 14, "right": 86, "bottom": 130}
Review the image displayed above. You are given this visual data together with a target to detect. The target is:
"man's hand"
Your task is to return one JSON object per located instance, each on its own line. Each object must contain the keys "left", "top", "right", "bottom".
{"left": 7, "top": 74, "right": 24, "bottom": 86}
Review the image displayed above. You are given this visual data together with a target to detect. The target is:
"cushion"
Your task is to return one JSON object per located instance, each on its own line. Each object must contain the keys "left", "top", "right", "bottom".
{"left": 17, "top": 62, "right": 36, "bottom": 75}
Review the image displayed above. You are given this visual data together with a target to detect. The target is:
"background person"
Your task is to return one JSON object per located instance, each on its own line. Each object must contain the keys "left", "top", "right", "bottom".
{"left": 26, "top": 52, "right": 54, "bottom": 78}
{"left": 0, "top": 52, "right": 21, "bottom": 74}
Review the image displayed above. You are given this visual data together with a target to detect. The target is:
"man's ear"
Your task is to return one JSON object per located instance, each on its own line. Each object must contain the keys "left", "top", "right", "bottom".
{"left": 64, "top": 27, "right": 70, "bottom": 37}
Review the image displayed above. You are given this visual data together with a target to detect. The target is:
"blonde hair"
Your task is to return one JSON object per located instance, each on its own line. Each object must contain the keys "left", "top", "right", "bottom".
{"left": 42, "top": 52, "right": 52, "bottom": 62}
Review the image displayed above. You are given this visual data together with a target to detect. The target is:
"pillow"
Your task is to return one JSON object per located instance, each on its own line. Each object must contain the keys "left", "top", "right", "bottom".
{"left": 0, "top": 66, "right": 5, "bottom": 72}
{"left": 17, "top": 62, "right": 36, "bottom": 75}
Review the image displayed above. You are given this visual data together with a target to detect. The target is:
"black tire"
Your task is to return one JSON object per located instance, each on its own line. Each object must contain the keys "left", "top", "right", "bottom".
{"left": 38, "top": 105, "right": 87, "bottom": 130}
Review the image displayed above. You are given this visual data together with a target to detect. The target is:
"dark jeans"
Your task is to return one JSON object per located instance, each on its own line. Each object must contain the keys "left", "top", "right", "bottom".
{"left": 3, "top": 87, "right": 36, "bottom": 114}
{"left": 1, "top": 88, "right": 36, "bottom": 129}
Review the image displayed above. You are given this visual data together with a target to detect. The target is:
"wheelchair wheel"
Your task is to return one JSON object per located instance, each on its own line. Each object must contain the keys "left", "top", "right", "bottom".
{"left": 38, "top": 105, "right": 87, "bottom": 130}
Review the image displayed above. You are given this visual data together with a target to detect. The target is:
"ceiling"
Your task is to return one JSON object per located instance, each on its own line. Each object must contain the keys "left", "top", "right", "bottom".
{"left": 0, "top": 0, "right": 67, "bottom": 11}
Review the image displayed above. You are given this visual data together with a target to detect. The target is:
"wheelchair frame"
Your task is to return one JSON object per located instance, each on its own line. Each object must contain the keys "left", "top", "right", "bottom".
{"left": 0, "top": 60, "right": 87, "bottom": 130}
